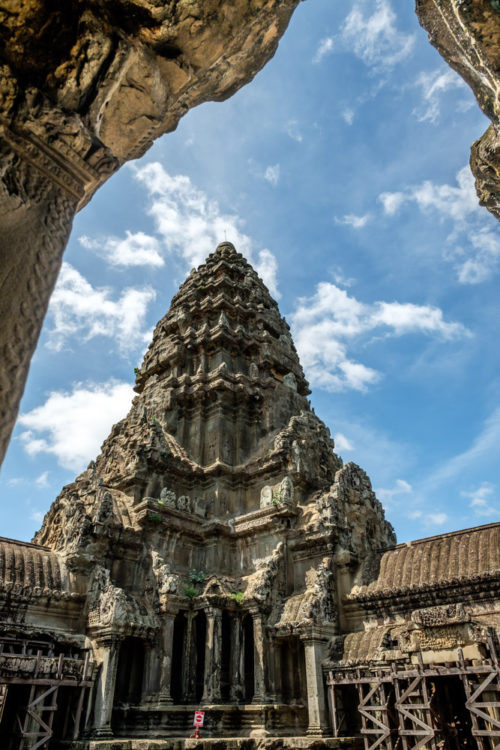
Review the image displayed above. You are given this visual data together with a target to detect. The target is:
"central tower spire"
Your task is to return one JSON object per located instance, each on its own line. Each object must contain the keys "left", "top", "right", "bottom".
{"left": 136, "top": 241, "right": 310, "bottom": 470}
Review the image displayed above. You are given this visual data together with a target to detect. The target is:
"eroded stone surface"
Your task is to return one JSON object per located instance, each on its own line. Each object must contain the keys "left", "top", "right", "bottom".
{"left": 416, "top": 0, "right": 500, "bottom": 220}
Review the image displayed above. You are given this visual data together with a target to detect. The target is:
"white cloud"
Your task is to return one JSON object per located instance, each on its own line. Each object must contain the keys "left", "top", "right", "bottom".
{"left": 371, "top": 301, "right": 468, "bottom": 338}
{"left": 461, "top": 482, "right": 498, "bottom": 518}
{"left": 341, "top": 0, "right": 415, "bottom": 71}
{"left": 19, "top": 380, "right": 134, "bottom": 472}
{"left": 376, "top": 478, "right": 412, "bottom": 507}
{"left": 379, "top": 166, "right": 500, "bottom": 283}
{"left": 286, "top": 120, "right": 303, "bottom": 143}
{"left": 47, "top": 263, "right": 155, "bottom": 352}
{"left": 132, "top": 162, "right": 280, "bottom": 297}
{"left": 342, "top": 108, "right": 355, "bottom": 125}
{"left": 334, "top": 433, "right": 354, "bottom": 452}
{"left": 379, "top": 191, "right": 406, "bottom": 216}
{"left": 79, "top": 231, "right": 164, "bottom": 268}
{"left": 290, "top": 281, "right": 468, "bottom": 392}
{"left": 413, "top": 67, "right": 466, "bottom": 124}
{"left": 331, "top": 268, "right": 355, "bottom": 288}
{"left": 458, "top": 229, "right": 500, "bottom": 285}
{"left": 264, "top": 164, "right": 280, "bottom": 186}
{"left": 255, "top": 249, "right": 280, "bottom": 299}
{"left": 379, "top": 166, "right": 479, "bottom": 222}
{"left": 30, "top": 511, "right": 45, "bottom": 523}
{"left": 35, "top": 471, "right": 49, "bottom": 488}
{"left": 426, "top": 512, "right": 448, "bottom": 526}
{"left": 313, "top": 37, "right": 334, "bottom": 64}
{"left": 335, "top": 213, "right": 371, "bottom": 229}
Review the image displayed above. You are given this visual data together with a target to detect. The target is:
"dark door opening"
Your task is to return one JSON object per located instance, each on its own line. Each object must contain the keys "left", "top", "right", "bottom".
{"left": 431, "top": 676, "right": 478, "bottom": 749}
{"left": 114, "top": 637, "right": 145, "bottom": 706}
{"left": 171, "top": 611, "right": 187, "bottom": 703}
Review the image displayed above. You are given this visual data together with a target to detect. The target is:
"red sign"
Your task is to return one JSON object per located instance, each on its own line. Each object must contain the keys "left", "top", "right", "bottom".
{"left": 193, "top": 710, "right": 205, "bottom": 727}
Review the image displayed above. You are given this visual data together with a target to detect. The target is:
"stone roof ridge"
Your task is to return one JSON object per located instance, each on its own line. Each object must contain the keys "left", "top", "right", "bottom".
{"left": 348, "top": 520, "right": 500, "bottom": 602}
{"left": 391, "top": 519, "right": 500, "bottom": 549}
{"left": 0, "top": 535, "right": 50, "bottom": 551}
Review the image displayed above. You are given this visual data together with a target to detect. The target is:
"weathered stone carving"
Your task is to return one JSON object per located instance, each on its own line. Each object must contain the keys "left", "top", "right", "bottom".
{"left": 416, "top": 0, "right": 500, "bottom": 220}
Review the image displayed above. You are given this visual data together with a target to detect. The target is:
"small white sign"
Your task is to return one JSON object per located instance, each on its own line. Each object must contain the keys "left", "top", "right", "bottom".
{"left": 193, "top": 710, "right": 205, "bottom": 727}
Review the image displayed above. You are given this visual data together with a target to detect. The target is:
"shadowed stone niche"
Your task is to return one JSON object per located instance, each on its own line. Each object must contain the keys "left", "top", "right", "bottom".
{"left": 0, "top": 0, "right": 300, "bottom": 466}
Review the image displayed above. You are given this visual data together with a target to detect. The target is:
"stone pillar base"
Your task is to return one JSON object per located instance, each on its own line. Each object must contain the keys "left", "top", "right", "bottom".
{"left": 91, "top": 727, "right": 114, "bottom": 738}
{"left": 307, "top": 727, "right": 330, "bottom": 737}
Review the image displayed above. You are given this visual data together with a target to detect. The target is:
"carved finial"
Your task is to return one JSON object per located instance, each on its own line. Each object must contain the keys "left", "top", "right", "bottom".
{"left": 215, "top": 241, "right": 236, "bottom": 257}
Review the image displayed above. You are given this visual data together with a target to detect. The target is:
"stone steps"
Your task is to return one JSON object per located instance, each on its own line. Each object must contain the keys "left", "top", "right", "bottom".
{"left": 83, "top": 737, "right": 362, "bottom": 750}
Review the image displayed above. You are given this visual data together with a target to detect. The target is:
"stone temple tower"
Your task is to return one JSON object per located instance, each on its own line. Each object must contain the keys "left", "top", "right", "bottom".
{"left": 1, "top": 243, "right": 395, "bottom": 745}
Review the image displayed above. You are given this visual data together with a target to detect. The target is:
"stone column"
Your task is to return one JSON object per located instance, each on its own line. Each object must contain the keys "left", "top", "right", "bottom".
{"left": 0, "top": 153, "right": 78, "bottom": 468}
{"left": 251, "top": 610, "right": 266, "bottom": 703}
{"left": 229, "top": 615, "right": 244, "bottom": 702}
{"left": 157, "top": 612, "right": 177, "bottom": 705}
{"left": 202, "top": 607, "right": 222, "bottom": 703}
{"left": 141, "top": 642, "right": 158, "bottom": 703}
{"left": 302, "top": 636, "right": 329, "bottom": 736}
{"left": 92, "top": 637, "right": 120, "bottom": 737}
{"left": 182, "top": 611, "right": 197, "bottom": 702}
{"left": 266, "top": 635, "right": 279, "bottom": 703}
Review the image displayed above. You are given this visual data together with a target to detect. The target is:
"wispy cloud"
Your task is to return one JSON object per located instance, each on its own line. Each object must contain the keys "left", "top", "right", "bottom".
{"left": 412, "top": 67, "right": 466, "bottom": 124}
{"left": 426, "top": 512, "right": 448, "bottom": 527}
{"left": 254, "top": 249, "right": 280, "bottom": 300}
{"left": 376, "top": 478, "right": 412, "bottom": 508}
{"left": 79, "top": 231, "right": 164, "bottom": 268}
{"left": 290, "top": 281, "right": 468, "bottom": 392}
{"left": 335, "top": 432, "right": 354, "bottom": 452}
{"left": 342, "top": 108, "right": 355, "bottom": 125}
{"left": 461, "top": 482, "right": 498, "bottom": 518}
{"left": 379, "top": 166, "right": 479, "bottom": 222}
{"left": 379, "top": 166, "right": 500, "bottom": 283}
{"left": 35, "top": 471, "right": 49, "bottom": 488}
{"left": 313, "top": 37, "right": 334, "bottom": 64}
{"left": 330, "top": 267, "right": 355, "bottom": 288}
{"left": 424, "top": 407, "right": 500, "bottom": 489}
{"left": 335, "top": 213, "right": 371, "bottom": 229}
{"left": 286, "top": 120, "right": 303, "bottom": 143}
{"left": 264, "top": 164, "right": 280, "bottom": 186}
{"left": 19, "top": 380, "right": 134, "bottom": 472}
{"left": 47, "top": 263, "right": 155, "bottom": 352}
{"left": 132, "top": 163, "right": 281, "bottom": 298}
{"left": 341, "top": 0, "right": 415, "bottom": 71}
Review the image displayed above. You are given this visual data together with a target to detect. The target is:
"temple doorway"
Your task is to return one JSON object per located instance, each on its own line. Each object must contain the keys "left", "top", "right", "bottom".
{"left": 114, "top": 637, "right": 145, "bottom": 706}
{"left": 430, "top": 676, "right": 477, "bottom": 749}
{"left": 171, "top": 611, "right": 187, "bottom": 703}
{"left": 280, "top": 636, "right": 306, "bottom": 704}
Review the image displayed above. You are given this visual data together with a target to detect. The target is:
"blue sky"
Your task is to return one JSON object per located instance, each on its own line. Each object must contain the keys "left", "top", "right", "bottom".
{"left": 1, "top": 0, "right": 499, "bottom": 543}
